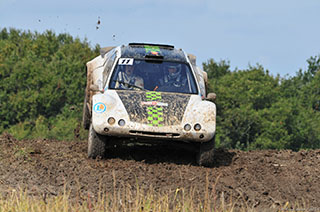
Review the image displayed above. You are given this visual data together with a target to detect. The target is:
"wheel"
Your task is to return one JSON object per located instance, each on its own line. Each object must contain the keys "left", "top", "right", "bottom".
{"left": 196, "top": 135, "right": 215, "bottom": 167}
{"left": 88, "top": 124, "right": 106, "bottom": 158}
{"left": 82, "top": 94, "right": 90, "bottom": 130}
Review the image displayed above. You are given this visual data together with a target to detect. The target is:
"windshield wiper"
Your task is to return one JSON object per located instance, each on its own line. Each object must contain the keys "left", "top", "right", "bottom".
{"left": 113, "top": 80, "right": 148, "bottom": 91}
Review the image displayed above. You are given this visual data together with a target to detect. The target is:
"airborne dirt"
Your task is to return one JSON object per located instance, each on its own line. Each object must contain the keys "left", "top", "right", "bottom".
{"left": 1, "top": 133, "right": 320, "bottom": 210}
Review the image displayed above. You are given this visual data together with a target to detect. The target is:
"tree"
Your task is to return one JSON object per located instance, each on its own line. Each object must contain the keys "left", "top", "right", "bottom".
{"left": 0, "top": 28, "right": 99, "bottom": 139}
{"left": 208, "top": 65, "right": 281, "bottom": 149}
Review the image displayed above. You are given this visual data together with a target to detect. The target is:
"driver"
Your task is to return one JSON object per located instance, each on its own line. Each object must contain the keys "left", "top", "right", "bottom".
{"left": 115, "top": 65, "right": 144, "bottom": 89}
{"left": 159, "top": 64, "right": 187, "bottom": 92}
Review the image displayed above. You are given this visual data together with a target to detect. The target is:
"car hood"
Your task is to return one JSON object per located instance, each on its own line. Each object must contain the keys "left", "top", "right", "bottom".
{"left": 116, "top": 90, "right": 191, "bottom": 127}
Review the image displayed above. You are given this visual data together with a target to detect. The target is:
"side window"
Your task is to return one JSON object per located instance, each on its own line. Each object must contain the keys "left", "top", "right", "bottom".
{"left": 103, "top": 51, "right": 117, "bottom": 87}
{"left": 194, "top": 66, "right": 206, "bottom": 98}
{"left": 192, "top": 64, "right": 201, "bottom": 82}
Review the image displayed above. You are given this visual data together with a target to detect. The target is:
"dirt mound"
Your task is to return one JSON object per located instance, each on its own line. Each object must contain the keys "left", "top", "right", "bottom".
{"left": 1, "top": 134, "right": 320, "bottom": 210}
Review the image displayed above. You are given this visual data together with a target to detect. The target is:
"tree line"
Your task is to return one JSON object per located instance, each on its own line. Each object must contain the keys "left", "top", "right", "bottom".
{"left": 0, "top": 28, "right": 319, "bottom": 150}
{"left": 204, "top": 57, "right": 320, "bottom": 150}
{"left": 0, "top": 28, "right": 99, "bottom": 140}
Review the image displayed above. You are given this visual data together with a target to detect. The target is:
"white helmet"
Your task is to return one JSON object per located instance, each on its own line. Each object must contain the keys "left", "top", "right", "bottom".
{"left": 167, "top": 64, "right": 181, "bottom": 79}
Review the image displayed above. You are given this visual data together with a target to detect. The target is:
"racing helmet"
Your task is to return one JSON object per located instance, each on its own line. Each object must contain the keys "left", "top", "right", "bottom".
{"left": 167, "top": 64, "right": 181, "bottom": 79}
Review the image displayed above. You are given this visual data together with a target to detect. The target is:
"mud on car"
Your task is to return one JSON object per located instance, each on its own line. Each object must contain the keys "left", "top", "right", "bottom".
{"left": 83, "top": 43, "right": 216, "bottom": 166}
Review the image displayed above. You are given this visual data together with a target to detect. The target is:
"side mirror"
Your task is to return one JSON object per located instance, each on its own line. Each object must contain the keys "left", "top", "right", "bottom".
{"left": 90, "top": 84, "right": 103, "bottom": 93}
{"left": 206, "top": 93, "right": 216, "bottom": 101}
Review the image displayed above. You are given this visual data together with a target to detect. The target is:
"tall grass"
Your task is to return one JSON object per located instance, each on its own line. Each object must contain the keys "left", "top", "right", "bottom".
{"left": 0, "top": 187, "right": 239, "bottom": 212}
{"left": 0, "top": 174, "right": 309, "bottom": 212}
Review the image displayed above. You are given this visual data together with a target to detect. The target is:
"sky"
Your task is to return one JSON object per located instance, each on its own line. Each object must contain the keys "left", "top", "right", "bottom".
{"left": 1, "top": 0, "right": 320, "bottom": 77}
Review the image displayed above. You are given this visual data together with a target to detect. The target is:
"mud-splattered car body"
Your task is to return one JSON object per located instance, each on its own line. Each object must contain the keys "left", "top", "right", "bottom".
{"left": 83, "top": 43, "right": 216, "bottom": 166}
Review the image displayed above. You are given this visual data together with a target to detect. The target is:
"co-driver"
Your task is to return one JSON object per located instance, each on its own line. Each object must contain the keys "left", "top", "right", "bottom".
{"left": 115, "top": 65, "right": 144, "bottom": 90}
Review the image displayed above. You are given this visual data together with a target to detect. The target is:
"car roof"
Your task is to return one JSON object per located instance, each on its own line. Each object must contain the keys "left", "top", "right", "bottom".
{"left": 120, "top": 43, "right": 187, "bottom": 63}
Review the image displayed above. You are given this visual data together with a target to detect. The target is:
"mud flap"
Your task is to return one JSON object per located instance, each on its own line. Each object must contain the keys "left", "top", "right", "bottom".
{"left": 196, "top": 135, "right": 215, "bottom": 167}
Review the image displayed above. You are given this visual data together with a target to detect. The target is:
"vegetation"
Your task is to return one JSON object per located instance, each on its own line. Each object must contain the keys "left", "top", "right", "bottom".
{"left": 204, "top": 58, "right": 320, "bottom": 150}
{"left": 0, "top": 28, "right": 99, "bottom": 140}
{"left": 0, "top": 181, "right": 307, "bottom": 212}
{"left": 1, "top": 28, "right": 319, "bottom": 150}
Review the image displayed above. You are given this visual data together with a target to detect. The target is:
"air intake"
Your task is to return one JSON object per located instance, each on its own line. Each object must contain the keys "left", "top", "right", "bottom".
{"left": 129, "top": 130, "right": 180, "bottom": 138}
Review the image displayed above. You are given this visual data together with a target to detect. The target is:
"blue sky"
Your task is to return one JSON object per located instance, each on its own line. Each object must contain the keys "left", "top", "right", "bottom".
{"left": 1, "top": 0, "right": 319, "bottom": 77}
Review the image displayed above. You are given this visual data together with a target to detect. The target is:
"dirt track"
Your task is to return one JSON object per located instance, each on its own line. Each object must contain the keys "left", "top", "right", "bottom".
{"left": 1, "top": 133, "right": 320, "bottom": 210}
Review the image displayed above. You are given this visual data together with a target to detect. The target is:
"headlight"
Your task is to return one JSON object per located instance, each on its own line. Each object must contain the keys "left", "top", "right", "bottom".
{"left": 184, "top": 124, "right": 192, "bottom": 131}
{"left": 194, "top": 123, "right": 201, "bottom": 131}
{"left": 118, "top": 119, "right": 126, "bottom": 126}
{"left": 108, "top": 117, "right": 116, "bottom": 125}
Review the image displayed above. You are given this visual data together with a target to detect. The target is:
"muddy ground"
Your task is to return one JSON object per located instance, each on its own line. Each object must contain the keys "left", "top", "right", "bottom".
{"left": 1, "top": 133, "right": 320, "bottom": 210}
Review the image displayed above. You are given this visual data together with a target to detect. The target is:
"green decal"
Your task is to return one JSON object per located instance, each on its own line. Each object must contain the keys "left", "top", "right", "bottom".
{"left": 146, "top": 91, "right": 161, "bottom": 100}
{"left": 144, "top": 45, "right": 161, "bottom": 55}
{"left": 146, "top": 91, "right": 164, "bottom": 127}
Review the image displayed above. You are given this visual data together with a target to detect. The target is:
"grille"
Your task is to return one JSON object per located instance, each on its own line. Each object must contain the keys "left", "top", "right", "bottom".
{"left": 129, "top": 130, "right": 180, "bottom": 138}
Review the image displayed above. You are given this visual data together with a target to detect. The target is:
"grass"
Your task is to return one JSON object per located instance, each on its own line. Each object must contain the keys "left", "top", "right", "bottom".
{"left": 0, "top": 187, "right": 239, "bottom": 212}
{"left": 0, "top": 173, "right": 309, "bottom": 212}
{"left": 0, "top": 187, "right": 309, "bottom": 212}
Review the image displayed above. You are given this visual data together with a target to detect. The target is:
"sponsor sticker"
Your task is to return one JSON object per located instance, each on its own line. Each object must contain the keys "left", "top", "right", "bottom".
{"left": 118, "top": 58, "right": 134, "bottom": 65}
{"left": 144, "top": 45, "right": 160, "bottom": 55}
{"left": 93, "top": 102, "right": 106, "bottom": 113}
{"left": 141, "top": 101, "right": 168, "bottom": 107}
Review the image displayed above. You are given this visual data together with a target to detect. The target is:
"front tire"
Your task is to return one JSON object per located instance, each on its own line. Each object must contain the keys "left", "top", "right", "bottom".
{"left": 196, "top": 135, "right": 215, "bottom": 167}
{"left": 88, "top": 124, "right": 106, "bottom": 158}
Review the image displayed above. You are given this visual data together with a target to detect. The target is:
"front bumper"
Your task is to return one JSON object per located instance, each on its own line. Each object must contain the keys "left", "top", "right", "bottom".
{"left": 93, "top": 121, "right": 215, "bottom": 143}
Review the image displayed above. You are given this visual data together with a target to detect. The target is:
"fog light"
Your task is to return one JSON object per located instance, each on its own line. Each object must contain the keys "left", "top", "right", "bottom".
{"left": 108, "top": 117, "right": 115, "bottom": 125}
{"left": 118, "top": 119, "right": 125, "bottom": 126}
{"left": 194, "top": 123, "right": 201, "bottom": 131}
{"left": 184, "top": 124, "right": 191, "bottom": 131}
{"left": 104, "top": 127, "right": 109, "bottom": 132}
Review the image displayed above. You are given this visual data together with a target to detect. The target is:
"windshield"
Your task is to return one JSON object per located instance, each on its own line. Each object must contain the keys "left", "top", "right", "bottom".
{"left": 108, "top": 58, "right": 198, "bottom": 94}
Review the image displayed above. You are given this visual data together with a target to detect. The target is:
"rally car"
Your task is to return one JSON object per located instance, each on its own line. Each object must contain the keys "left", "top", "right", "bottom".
{"left": 82, "top": 43, "right": 216, "bottom": 166}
